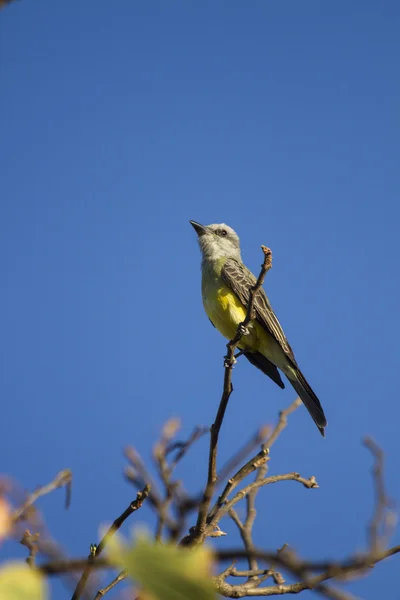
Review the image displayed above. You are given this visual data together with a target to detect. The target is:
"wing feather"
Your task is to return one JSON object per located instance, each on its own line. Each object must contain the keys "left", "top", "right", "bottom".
{"left": 221, "top": 258, "right": 297, "bottom": 366}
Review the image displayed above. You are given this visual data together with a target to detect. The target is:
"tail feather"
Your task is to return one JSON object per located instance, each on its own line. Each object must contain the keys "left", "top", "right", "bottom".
{"left": 287, "top": 368, "right": 327, "bottom": 437}
{"left": 243, "top": 351, "right": 285, "bottom": 389}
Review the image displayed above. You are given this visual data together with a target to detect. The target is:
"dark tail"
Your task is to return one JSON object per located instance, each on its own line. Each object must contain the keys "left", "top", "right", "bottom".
{"left": 243, "top": 351, "right": 285, "bottom": 389}
{"left": 286, "top": 368, "right": 327, "bottom": 437}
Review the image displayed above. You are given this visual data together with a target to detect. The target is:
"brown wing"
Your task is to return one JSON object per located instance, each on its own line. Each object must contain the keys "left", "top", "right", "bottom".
{"left": 221, "top": 258, "right": 297, "bottom": 366}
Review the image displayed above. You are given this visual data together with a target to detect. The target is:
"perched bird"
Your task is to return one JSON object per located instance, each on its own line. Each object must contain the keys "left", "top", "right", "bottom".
{"left": 190, "top": 221, "right": 327, "bottom": 436}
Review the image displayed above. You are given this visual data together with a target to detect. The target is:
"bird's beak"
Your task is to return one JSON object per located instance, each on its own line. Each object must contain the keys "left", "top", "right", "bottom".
{"left": 189, "top": 220, "right": 207, "bottom": 236}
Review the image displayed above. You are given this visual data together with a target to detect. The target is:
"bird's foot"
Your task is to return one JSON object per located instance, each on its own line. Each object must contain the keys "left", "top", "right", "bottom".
{"left": 224, "top": 355, "right": 237, "bottom": 368}
{"left": 238, "top": 323, "right": 250, "bottom": 337}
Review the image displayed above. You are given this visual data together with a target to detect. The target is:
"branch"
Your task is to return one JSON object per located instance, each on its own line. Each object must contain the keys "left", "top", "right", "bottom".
{"left": 20, "top": 530, "right": 40, "bottom": 566}
{"left": 0, "top": 0, "right": 18, "bottom": 9}
{"left": 35, "top": 540, "right": 400, "bottom": 600}
{"left": 93, "top": 570, "right": 127, "bottom": 599}
{"left": 38, "top": 543, "right": 400, "bottom": 578}
{"left": 363, "top": 437, "right": 394, "bottom": 554}
{"left": 153, "top": 419, "right": 182, "bottom": 540}
{"left": 124, "top": 447, "right": 163, "bottom": 508}
{"left": 12, "top": 469, "right": 72, "bottom": 522}
{"left": 207, "top": 473, "right": 318, "bottom": 535}
{"left": 264, "top": 397, "right": 303, "bottom": 449}
{"left": 217, "top": 425, "right": 271, "bottom": 485}
{"left": 216, "top": 570, "right": 363, "bottom": 598}
{"left": 316, "top": 585, "right": 363, "bottom": 600}
{"left": 209, "top": 398, "right": 302, "bottom": 528}
{"left": 193, "top": 246, "right": 273, "bottom": 543}
{"left": 223, "top": 398, "right": 303, "bottom": 582}
{"left": 71, "top": 485, "right": 150, "bottom": 600}
{"left": 166, "top": 425, "right": 209, "bottom": 470}
{"left": 216, "top": 543, "right": 400, "bottom": 581}
{"left": 209, "top": 447, "right": 270, "bottom": 522}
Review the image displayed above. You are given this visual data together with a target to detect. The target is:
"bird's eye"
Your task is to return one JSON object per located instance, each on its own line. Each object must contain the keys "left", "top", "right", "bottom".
{"left": 220, "top": 230, "right": 227, "bottom": 236}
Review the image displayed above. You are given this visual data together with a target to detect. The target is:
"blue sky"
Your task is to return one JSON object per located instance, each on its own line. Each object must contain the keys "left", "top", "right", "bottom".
{"left": 1, "top": 1, "right": 399, "bottom": 598}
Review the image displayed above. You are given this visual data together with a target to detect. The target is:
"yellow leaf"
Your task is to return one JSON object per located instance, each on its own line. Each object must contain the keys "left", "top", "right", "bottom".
{"left": 0, "top": 562, "right": 47, "bottom": 600}
{"left": 0, "top": 497, "right": 11, "bottom": 543}
{"left": 106, "top": 531, "right": 216, "bottom": 600}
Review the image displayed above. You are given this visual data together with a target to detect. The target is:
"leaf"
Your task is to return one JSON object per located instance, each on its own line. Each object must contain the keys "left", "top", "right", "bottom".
{"left": 0, "top": 497, "right": 11, "bottom": 543}
{"left": 0, "top": 562, "right": 47, "bottom": 600}
{"left": 106, "top": 531, "right": 216, "bottom": 600}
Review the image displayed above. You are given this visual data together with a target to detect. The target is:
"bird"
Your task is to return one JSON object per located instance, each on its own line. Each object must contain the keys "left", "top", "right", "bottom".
{"left": 190, "top": 221, "right": 327, "bottom": 436}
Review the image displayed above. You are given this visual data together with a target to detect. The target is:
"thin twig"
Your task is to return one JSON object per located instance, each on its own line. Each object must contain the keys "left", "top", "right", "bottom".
{"left": 317, "top": 584, "right": 364, "bottom": 600}
{"left": 37, "top": 545, "right": 400, "bottom": 578}
{"left": 0, "top": 0, "right": 18, "bottom": 9}
{"left": 37, "top": 552, "right": 385, "bottom": 598}
{"left": 124, "top": 447, "right": 163, "bottom": 507}
{"left": 221, "top": 567, "right": 276, "bottom": 578}
{"left": 216, "top": 543, "right": 400, "bottom": 576}
{"left": 93, "top": 570, "right": 127, "bottom": 599}
{"left": 229, "top": 503, "right": 259, "bottom": 574}
{"left": 20, "top": 530, "right": 40, "bottom": 566}
{"left": 209, "top": 447, "right": 270, "bottom": 522}
{"left": 209, "top": 398, "right": 302, "bottom": 525}
{"left": 166, "top": 425, "right": 209, "bottom": 470}
{"left": 153, "top": 419, "right": 182, "bottom": 540}
{"left": 222, "top": 399, "right": 303, "bottom": 581}
{"left": 12, "top": 470, "right": 72, "bottom": 522}
{"left": 71, "top": 485, "right": 150, "bottom": 600}
{"left": 193, "top": 246, "right": 273, "bottom": 543}
{"left": 206, "top": 473, "right": 318, "bottom": 536}
{"left": 264, "top": 398, "right": 303, "bottom": 449}
{"left": 363, "top": 437, "right": 393, "bottom": 554}
{"left": 217, "top": 426, "right": 271, "bottom": 485}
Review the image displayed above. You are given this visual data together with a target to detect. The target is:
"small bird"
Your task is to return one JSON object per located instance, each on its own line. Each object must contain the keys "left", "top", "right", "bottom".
{"left": 190, "top": 221, "right": 327, "bottom": 436}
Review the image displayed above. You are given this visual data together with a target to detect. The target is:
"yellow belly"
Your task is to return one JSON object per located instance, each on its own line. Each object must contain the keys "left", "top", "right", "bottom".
{"left": 202, "top": 282, "right": 266, "bottom": 352}
{"left": 201, "top": 277, "right": 287, "bottom": 370}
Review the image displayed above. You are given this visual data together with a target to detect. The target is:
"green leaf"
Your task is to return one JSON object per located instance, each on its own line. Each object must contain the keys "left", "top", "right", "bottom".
{"left": 0, "top": 562, "right": 47, "bottom": 600}
{"left": 106, "top": 532, "right": 216, "bottom": 600}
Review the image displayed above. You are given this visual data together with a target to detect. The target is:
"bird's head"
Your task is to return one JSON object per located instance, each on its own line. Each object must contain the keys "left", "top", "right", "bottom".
{"left": 190, "top": 221, "right": 242, "bottom": 262}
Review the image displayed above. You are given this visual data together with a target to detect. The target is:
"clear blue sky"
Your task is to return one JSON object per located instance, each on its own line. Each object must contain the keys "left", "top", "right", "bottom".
{"left": 1, "top": 1, "right": 399, "bottom": 598}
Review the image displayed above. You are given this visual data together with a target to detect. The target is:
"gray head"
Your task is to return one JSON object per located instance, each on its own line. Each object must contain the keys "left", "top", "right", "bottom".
{"left": 190, "top": 221, "right": 242, "bottom": 263}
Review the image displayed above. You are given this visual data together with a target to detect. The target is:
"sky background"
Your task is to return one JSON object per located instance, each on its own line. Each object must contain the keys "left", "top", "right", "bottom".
{"left": 1, "top": 1, "right": 399, "bottom": 598}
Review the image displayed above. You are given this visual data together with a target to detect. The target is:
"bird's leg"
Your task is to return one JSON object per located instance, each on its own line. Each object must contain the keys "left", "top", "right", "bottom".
{"left": 238, "top": 322, "right": 250, "bottom": 337}
{"left": 224, "top": 355, "right": 237, "bottom": 368}
{"left": 224, "top": 350, "right": 244, "bottom": 368}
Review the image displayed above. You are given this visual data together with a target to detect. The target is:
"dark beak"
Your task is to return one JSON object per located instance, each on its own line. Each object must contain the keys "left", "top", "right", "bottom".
{"left": 189, "top": 220, "right": 207, "bottom": 236}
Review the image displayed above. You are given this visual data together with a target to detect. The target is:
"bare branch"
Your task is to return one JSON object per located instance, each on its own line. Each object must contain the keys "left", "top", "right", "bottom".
{"left": 210, "top": 398, "right": 302, "bottom": 527}
{"left": 216, "top": 543, "right": 400, "bottom": 581}
{"left": 209, "top": 447, "right": 270, "bottom": 523}
{"left": 264, "top": 398, "right": 302, "bottom": 450}
{"left": 71, "top": 485, "right": 150, "bottom": 600}
{"left": 225, "top": 398, "right": 303, "bottom": 581}
{"left": 166, "top": 425, "right": 209, "bottom": 470}
{"left": 218, "top": 426, "right": 271, "bottom": 485}
{"left": 124, "top": 446, "right": 163, "bottom": 508}
{"left": 0, "top": 0, "right": 18, "bottom": 9}
{"left": 93, "top": 570, "right": 127, "bottom": 599}
{"left": 153, "top": 419, "right": 182, "bottom": 540}
{"left": 207, "top": 473, "right": 318, "bottom": 536}
{"left": 225, "top": 568, "right": 277, "bottom": 579}
{"left": 363, "top": 437, "right": 395, "bottom": 555}
{"left": 35, "top": 540, "right": 400, "bottom": 600}
{"left": 12, "top": 469, "right": 72, "bottom": 522}
{"left": 229, "top": 504, "right": 258, "bottom": 574}
{"left": 20, "top": 529, "right": 40, "bottom": 566}
{"left": 317, "top": 584, "right": 364, "bottom": 600}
